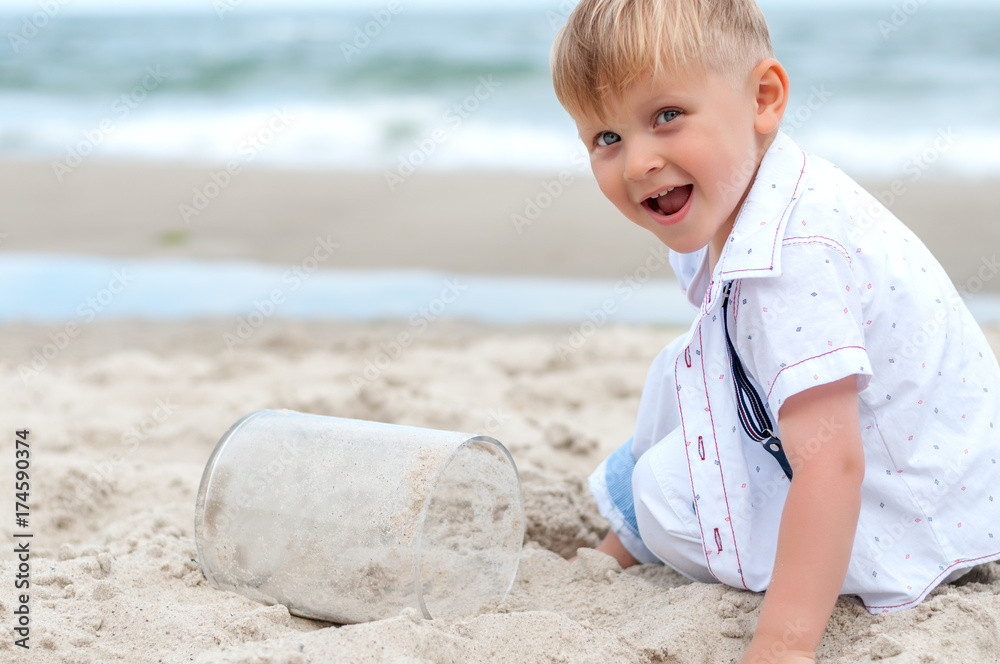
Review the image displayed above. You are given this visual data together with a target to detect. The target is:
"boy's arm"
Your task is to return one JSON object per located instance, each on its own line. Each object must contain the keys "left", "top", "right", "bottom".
{"left": 740, "top": 376, "right": 865, "bottom": 664}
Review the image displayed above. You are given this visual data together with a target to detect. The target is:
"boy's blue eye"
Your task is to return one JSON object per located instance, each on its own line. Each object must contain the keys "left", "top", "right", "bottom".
{"left": 656, "top": 110, "right": 681, "bottom": 125}
{"left": 596, "top": 131, "right": 620, "bottom": 147}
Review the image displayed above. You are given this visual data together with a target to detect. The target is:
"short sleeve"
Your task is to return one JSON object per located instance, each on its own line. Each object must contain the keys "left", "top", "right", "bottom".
{"left": 733, "top": 242, "right": 873, "bottom": 412}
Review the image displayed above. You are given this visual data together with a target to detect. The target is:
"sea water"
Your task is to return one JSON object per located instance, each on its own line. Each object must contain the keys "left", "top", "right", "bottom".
{"left": 2, "top": 1, "right": 998, "bottom": 325}
{"left": 0, "top": 1, "right": 998, "bottom": 178}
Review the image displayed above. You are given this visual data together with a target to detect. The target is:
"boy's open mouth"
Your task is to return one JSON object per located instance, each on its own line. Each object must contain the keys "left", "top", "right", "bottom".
{"left": 643, "top": 185, "right": 693, "bottom": 218}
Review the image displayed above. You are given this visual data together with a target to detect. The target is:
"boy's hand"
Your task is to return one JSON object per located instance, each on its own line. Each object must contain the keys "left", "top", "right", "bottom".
{"left": 738, "top": 652, "right": 815, "bottom": 664}
{"left": 738, "top": 638, "right": 816, "bottom": 664}
{"left": 742, "top": 375, "right": 864, "bottom": 664}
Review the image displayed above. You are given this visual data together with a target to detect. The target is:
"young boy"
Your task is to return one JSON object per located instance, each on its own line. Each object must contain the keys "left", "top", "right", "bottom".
{"left": 551, "top": 1, "right": 1000, "bottom": 662}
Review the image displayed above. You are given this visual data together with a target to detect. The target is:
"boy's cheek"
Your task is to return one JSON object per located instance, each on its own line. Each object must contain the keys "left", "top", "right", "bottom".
{"left": 592, "top": 175, "right": 618, "bottom": 205}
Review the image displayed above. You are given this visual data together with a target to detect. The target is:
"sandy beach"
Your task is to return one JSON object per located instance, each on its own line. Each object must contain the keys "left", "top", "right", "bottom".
{"left": 2, "top": 160, "right": 1000, "bottom": 292}
{"left": 2, "top": 163, "right": 1000, "bottom": 663}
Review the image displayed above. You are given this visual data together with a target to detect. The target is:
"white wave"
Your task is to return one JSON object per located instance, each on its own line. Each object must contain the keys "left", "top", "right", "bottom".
{"left": 5, "top": 97, "right": 1000, "bottom": 178}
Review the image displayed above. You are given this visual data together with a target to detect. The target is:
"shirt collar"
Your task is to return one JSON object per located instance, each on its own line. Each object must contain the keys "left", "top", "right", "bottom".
{"left": 676, "top": 131, "right": 810, "bottom": 311}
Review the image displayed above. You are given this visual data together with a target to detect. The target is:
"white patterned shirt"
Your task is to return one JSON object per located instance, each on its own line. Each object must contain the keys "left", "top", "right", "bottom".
{"left": 591, "top": 131, "right": 1000, "bottom": 613}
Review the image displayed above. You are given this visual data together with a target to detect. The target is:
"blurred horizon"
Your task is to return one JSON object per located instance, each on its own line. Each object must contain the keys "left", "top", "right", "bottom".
{"left": 2, "top": 2, "right": 998, "bottom": 177}
{"left": 2, "top": 0, "right": 1000, "bottom": 325}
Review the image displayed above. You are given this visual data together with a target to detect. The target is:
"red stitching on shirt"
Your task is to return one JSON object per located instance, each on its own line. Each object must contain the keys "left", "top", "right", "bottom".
{"left": 863, "top": 550, "right": 1000, "bottom": 611}
{"left": 782, "top": 235, "right": 852, "bottom": 264}
{"left": 732, "top": 281, "right": 743, "bottom": 321}
{"left": 674, "top": 343, "right": 721, "bottom": 584}
{"left": 767, "top": 152, "right": 808, "bottom": 266}
{"left": 764, "top": 346, "right": 868, "bottom": 401}
{"left": 719, "top": 149, "right": 808, "bottom": 278}
{"left": 698, "top": 325, "right": 749, "bottom": 590}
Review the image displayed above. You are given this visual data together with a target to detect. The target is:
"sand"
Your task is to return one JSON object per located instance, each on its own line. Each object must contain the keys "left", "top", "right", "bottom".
{"left": 2, "top": 160, "right": 1000, "bottom": 292}
{"left": 2, "top": 161, "right": 999, "bottom": 662}
{"left": 2, "top": 318, "right": 999, "bottom": 664}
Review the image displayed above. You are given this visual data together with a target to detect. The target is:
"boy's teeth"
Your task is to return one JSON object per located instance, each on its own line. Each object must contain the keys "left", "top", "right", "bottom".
{"left": 651, "top": 187, "right": 676, "bottom": 199}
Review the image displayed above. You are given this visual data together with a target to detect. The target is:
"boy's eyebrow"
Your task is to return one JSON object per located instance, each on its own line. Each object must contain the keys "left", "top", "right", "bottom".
{"left": 648, "top": 87, "right": 698, "bottom": 106}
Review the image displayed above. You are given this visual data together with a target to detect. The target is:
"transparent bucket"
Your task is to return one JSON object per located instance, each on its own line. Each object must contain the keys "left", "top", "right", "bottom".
{"left": 194, "top": 409, "right": 525, "bottom": 624}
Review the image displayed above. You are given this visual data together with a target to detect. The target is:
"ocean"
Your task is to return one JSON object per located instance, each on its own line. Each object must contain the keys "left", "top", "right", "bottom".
{"left": 1, "top": 1, "right": 999, "bottom": 178}
{"left": 2, "top": 1, "right": 999, "bottom": 326}
{"left": 4, "top": 253, "right": 1000, "bottom": 326}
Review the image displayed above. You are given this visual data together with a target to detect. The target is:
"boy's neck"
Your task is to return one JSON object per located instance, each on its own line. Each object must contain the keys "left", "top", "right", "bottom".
{"left": 707, "top": 193, "right": 743, "bottom": 274}
{"left": 708, "top": 239, "right": 725, "bottom": 275}
{"left": 707, "top": 132, "right": 776, "bottom": 274}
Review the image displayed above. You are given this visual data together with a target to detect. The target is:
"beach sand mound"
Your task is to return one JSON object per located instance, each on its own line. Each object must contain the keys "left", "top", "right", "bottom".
{"left": 2, "top": 320, "right": 998, "bottom": 663}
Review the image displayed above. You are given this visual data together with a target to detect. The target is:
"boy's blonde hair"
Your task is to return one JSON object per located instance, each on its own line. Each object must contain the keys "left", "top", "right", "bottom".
{"left": 552, "top": 0, "right": 773, "bottom": 122}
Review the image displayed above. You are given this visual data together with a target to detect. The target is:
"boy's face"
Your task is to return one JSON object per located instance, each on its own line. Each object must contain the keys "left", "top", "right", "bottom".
{"left": 574, "top": 66, "right": 763, "bottom": 261}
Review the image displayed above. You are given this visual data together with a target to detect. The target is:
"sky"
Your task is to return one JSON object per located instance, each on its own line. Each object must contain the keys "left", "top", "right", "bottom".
{"left": 0, "top": 0, "right": 995, "bottom": 13}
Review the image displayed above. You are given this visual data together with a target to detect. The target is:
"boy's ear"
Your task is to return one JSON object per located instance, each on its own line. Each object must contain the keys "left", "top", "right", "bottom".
{"left": 751, "top": 58, "right": 790, "bottom": 135}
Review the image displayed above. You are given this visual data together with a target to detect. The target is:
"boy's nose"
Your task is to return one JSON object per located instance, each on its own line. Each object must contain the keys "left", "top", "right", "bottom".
{"left": 623, "top": 139, "right": 665, "bottom": 182}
